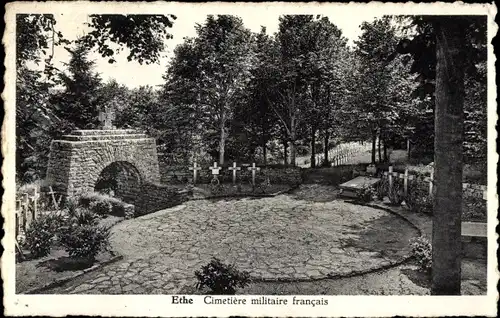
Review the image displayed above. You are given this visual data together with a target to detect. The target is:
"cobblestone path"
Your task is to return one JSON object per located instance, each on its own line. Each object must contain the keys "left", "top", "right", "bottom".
{"left": 45, "top": 187, "right": 419, "bottom": 294}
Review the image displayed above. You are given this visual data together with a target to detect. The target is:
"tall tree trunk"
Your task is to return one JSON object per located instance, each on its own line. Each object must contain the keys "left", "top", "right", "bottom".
{"left": 431, "top": 18, "right": 466, "bottom": 295}
{"left": 290, "top": 127, "right": 297, "bottom": 166}
{"left": 378, "top": 134, "right": 382, "bottom": 163}
{"left": 310, "top": 128, "right": 316, "bottom": 168}
{"left": 383, "top": 138, "right": 388, "bottom": 162}
{"left": 219, "top": 126, "right": 226, "bottom": 165}
{"left": 262, "top": 142, "right": 267, "bottom": 166}
{"left": 323, "top": 134, "right": 330, "bottom": 167}
{"left": 371, "top": 132, "right": 377, "bottom": 164}
{"left": 283, "top": 139, "right": 288, "bottom": 165}
{"left": 290, "top": 140, "right": 296, "bottom": 166}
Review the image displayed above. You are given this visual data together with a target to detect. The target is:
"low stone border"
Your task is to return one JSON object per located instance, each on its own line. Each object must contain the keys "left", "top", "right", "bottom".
{"left": 23, "top": 253, "right": 124, "bottom": 294}
{"left": 190, "top": 184, "right": 300, "bottom": 201}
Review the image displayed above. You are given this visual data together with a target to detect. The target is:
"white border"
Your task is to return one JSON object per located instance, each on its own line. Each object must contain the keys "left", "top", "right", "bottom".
{"left": 2, "top": 2, "right": 498, "bottom": 317}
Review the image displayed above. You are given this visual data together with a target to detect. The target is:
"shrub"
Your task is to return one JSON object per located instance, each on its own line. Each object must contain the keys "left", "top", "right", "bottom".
{"left": 195, "top": 257, "right": 251, "bottom": 295}
{"left": 387, "top": 181, "right": 404, "bottom": 205}
{"left": 410, "top": 236, "right": 432, "bottom": 273}
{"left": 356, "top": 186, "right": 374, "bottom": 202}
{"left": 463, "top": 194, "right": 486, "bottom": 222}
{"left": 374, "top": 177, "right": 389, "bottom": 200}
{"left": 89, "top": 200, "right": 112, "bottom": 216}
{"left": 80, "top": 192, "right": 129, "bottom": 217}
{"left": 405, "top": 180, "right": 433, "bottom": 215}
{"left": 59, "top": 224, "right": 111, "bottom": 260}
{"left": 24, "top": 213, "right": 64, "bottom": 258}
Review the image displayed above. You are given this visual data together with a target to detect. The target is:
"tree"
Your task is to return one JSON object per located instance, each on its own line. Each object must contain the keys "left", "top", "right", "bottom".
{"left": 353, "top": 17, "right": 400, "bottom": 164}
{"left": 16, "top": 13, "right": 177, "bottom": 180}
{"left": 238, "top": 27, "right": 280, "bottom": 164}
{"left": 52, "top": 42, "right": 103, "bottom": 132}
{"left": 396, "top": 15, "right": 486, "bottom": 295}
{"left": 162, "top": 15, "right": 254, "bottom": 165}
{"left": 268, "top": 15, "right": 317, "bottom": 166}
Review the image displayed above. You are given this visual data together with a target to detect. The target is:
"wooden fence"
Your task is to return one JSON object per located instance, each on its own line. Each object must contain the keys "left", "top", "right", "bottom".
{"left": 381, "top": 165, "right": 487, "bottom": 200}
{"left": 16, "top": 186, "right": 63, "bottom": 239}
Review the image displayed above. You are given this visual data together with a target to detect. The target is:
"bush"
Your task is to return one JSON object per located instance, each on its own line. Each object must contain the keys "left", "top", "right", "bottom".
{"left": 59, "top": 224, "right": 111, "bottom": 260}
{"left": 89, "top": 200, "right": 112, "bottom": 216}
{"left": 80, "top": 192, "right": 129, "bottom": 217}
{"left": 356, "top": 186, "right": 374, "bottom": 202}
{"left": 24, "top": 213, "right": 65, "bottom": 258}
{"left": 195, "top": 257, "right": 251, "bottom": 295}
{"left": 410, "top": 236, "right": 432, "bottom": 273}
{"left": 463, "top": 194, "right": 486, "bottom": 222}
{"left": 405, "top": 180, "right": 433, "bottom": 215}
{"left": 387, "top": 181, "right": 404, "bottom": 205}
{"left": 374, "top": 177, "right": 389, "bottom": 200}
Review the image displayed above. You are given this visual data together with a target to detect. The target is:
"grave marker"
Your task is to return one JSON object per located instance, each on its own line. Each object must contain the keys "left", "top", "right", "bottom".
{"left": 188, "top": 161, "right": 202, "bottom": 184}
{"left": 247, "top": 163, "right": 261, "bottom": 186}
{"left": 210, "top": 162, "right": 221, "bottom": 175}
{"left": 228, "top": 162, "right": 241, "bottom": 184}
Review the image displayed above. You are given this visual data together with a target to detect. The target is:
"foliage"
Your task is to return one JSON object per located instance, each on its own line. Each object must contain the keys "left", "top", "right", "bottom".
{"left": 405, "top": 179, "right": 433, "bottom": 215}
{"left": 161, "top": 15, "right": 255, "bottom": 165}
{"left": 387, "top": 180, "right": 404, "bottom": 205}
{"left": 462, "top": 194, "right": 486, "bottom": 222}
{"left": 410, "top": 236, "right": 432, "bottom": 273}
{"left": 89, "top": 200, "right": 113, "bottom": 216}
{"left": 356, "top": 186, "right": 375, "bottom": 203}
{"left": 80, "top": 192, "right": 131, "bottom": 217}
{"left": 195, "top": 257, "right": 251, "bottom": 295}
{"left": 80, "top": 14, "right": 176, "bottom": 64}
{"left": 374, "top": 177, "right": 389, "bottom": 200}
{"left": 15, "top": 13, "right": 176, "bottom": 181}
{"left": 24, "top": 213, "right": 65, "bottom": 258}
{"left": 59, "top": 224, "right": 111, "bottom": 260}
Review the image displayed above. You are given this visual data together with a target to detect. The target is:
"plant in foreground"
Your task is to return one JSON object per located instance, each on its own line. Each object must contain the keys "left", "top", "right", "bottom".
{"left": 409, "top": 236, "right": 432, "bottom": 273}
{"left": 195, "top": 257, "right": 251, "bottom": 295}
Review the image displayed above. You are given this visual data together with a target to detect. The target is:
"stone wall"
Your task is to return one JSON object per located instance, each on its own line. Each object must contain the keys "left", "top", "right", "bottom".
{"left": 133, "top": 183, "right": 191, "bottom": 216}
{"left": 159, "top": 163, "right": 302, "bottom": 185}
{"left": 46, "top": 129, "right": 160, "bottom": 197}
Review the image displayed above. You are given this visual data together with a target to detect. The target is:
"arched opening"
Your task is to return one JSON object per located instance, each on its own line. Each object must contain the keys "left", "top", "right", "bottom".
{"left": 94, "top": 161, "right": 142, "bottom": 204}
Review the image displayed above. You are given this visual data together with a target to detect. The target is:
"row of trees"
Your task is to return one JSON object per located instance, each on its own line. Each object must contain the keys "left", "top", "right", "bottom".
{"left": 17, "top": 14, "right": 486, "bottom": 182}
{"left": 15, "top": 13, "right": 489, "bottom": 296}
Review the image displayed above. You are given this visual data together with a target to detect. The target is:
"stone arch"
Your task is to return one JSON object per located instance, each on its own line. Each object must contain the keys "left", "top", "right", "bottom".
{"left": 46, "top": 129, "right": 160, "bottom": 197}
{"left": 94, "top": 161, "right": 142, "bottom": 201}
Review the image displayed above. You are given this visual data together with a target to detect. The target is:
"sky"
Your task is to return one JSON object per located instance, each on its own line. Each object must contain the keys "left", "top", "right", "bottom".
{"left": 48, "top": 12, "right": 381, "bottom": 88}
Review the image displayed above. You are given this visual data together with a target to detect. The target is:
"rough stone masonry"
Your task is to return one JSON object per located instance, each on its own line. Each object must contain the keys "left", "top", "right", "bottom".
{"left": 46, "top": 129, "right": 161, "bottom": 198}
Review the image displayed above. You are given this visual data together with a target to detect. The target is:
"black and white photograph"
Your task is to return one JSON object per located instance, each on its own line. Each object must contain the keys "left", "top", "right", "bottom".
{"left": 2, "top": 1, "right": 497, "bottom": 317}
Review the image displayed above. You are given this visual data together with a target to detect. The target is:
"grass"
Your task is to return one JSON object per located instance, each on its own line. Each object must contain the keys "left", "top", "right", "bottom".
{"left": 16, "top": 215, "right": 123, "bottom": 294}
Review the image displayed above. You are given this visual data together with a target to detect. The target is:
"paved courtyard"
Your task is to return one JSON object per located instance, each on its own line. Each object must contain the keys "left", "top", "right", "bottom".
{"left": 45, "top": 186, "right": 419, "bottom": 294}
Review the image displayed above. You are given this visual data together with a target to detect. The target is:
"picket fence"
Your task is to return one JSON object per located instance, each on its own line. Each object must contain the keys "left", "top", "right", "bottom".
{"left": 15, "top": 186, "right": 63, "bottom": 240}
{"left": 381, "top": 165, "right": 487, "bottom": 200}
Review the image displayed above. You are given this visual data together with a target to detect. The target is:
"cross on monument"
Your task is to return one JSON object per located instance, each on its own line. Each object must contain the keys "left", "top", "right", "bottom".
{"left": 247, "top": 162, "right": 261, "bottom": 186}
{"left": 228, "top": 162, "right": 241, "bottom": 184}
{"left": 189, "top": 161, "right": 202, "bottom": 184}
{"left": 98, "top": 106, "right": 116, "bottom": 130}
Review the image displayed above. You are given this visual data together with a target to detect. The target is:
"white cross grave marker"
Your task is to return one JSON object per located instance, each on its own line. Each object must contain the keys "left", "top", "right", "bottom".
{"left": 247, "top": 162, "right": 261, "bottom": 186}
{"left": 228, "top": 162, "right": 241, "bottom": 184}
{"left": 210, "top": 162, "right": 221, "bottom": 175}
{"left": 189, "top": 161, "right": 202, "bottom": 184}
{"left": 98, "top": 106, "right": 116, "bottom": 130}
{"left": 424, "top": 168, "right": 434, "bottom": 196}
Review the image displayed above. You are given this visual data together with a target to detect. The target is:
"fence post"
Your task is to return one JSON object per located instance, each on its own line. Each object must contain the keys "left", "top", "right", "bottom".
{"left": 403, "top": 168, "right": 409, "bottom": 197}
{"left": 388, "top": 165, "right": 394, "bottom": 190}
{"left": 429, "top": 167, "right": 434, "bottom": 196}
{"left": 33, "top": 188, "right": 38, "bottom": 220}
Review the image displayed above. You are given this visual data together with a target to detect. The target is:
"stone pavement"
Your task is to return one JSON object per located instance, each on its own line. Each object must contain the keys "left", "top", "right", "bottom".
{"left": 45, "top": 187, "right": 419, "bottom": 294}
